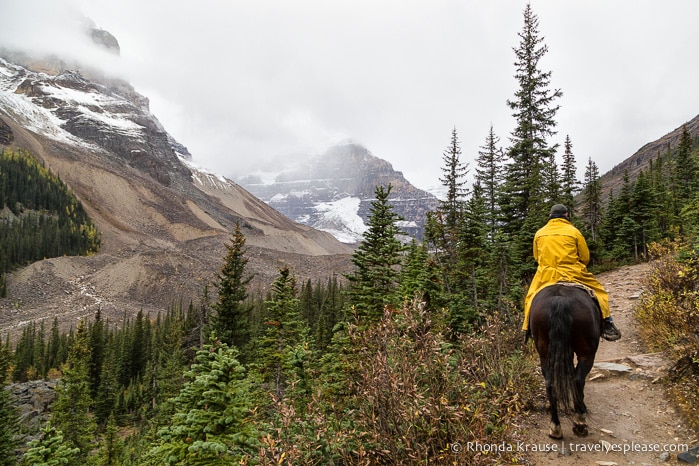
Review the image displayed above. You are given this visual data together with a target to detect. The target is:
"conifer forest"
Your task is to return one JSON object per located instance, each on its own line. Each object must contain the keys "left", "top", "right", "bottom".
{"left": 0, "top": 5, "right": 698, "bottom": 465}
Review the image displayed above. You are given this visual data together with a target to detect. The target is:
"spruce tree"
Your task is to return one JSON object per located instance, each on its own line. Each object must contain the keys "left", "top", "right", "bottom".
{"left": 345, "top": 184, "right": 405, "bottom": 323}
{"left": 560, "top": 135, "right": 580, "bottom": 210}
{"left": 475, "top": 124, "right": 504, "bottom": 239}
{"left": 143, "top": 336, "right": 257, "bottom": 465}
{"left": 500, "top": 3, "right": 561, "bottom": 281}
{"left": 22, "top": 422, "right": 79, "bottom": 466}
{"left": 425, "top": 128, "right": 469, "bottom": 298}
{"left": 51, "top": 320, "right": 97, "bottom": 462}
{"left": 212, "top": 221, "right": 254, "bottom": 357}
{"left": 397, "top": 239, "right": 440, "bottom": 310}
{"left": 630, "top": 169, "right": 660, "bottom": 259}
{"left": 0, "top": 339, "right": 19, "bottom": 466}
{"left": 672, "top": 124, "right": 698, "bottom": 209}
{"left": 649, "top": 156, "right": 674, "bottom": 237}
{"left": 581, "top": 157, "right": 603, "bottom": 243}
{"left": 458, "top": 181, "right": 489, "bottom": 321}
{"left": 439, "top": 127, "right": 469, "bottom": 231}
{"left": 94, "top": 414, "right": 124, "bottom": 466}
{"left": 254, "top": 266, "right": 311, "bottom": 405}
{"left": 601, "top": 171, "right": 634, "bottom": 260}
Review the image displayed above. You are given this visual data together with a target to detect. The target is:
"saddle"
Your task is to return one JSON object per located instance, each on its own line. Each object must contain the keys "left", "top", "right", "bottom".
{"left": 524, "top": 282, "right": 603, "bottom": 345}
{"left": 556, "top": 281, "right": 597, "bottom": 302}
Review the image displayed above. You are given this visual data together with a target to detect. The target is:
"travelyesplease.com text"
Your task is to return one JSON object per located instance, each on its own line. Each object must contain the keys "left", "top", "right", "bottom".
{"left": 451, "top": 440, "right": 689, "bottom": 455}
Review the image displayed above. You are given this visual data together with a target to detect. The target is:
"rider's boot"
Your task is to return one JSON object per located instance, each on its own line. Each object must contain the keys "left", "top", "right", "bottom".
{"left": 603, "top": 317, "right": 621, "bottom": 341}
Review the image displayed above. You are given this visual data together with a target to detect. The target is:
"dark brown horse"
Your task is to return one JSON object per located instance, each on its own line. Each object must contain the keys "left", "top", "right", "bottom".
{"left": 529, "top": 283, "right": 602, "bottom": 438}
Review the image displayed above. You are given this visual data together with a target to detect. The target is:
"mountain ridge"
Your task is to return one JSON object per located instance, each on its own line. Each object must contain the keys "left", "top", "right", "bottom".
{"left": 598, "top": 113, "right": 699, "bottom": 199}
{"left": 238, "top": 142, "right": 440, "bottom": 243}
{"left": 0, "top": 52, "right": 353, "bottom": 340}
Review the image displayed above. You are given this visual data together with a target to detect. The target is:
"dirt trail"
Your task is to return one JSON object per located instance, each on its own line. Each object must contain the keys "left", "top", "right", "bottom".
{"left": 521, "top": 262, "right": 698, "bottom": 465}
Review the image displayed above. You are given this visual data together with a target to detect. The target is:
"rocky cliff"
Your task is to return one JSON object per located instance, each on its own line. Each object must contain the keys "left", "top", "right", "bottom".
{"left": 0, "top": 26, "right": 353, "bottom": 340}
{"left": 238, "top": 142, "right": 440, "bottom": 243}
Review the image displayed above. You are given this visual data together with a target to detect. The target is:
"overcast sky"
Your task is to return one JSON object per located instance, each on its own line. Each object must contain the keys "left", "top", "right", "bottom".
{"left": 3, "top": 0, "right": 699, "bottom": 192}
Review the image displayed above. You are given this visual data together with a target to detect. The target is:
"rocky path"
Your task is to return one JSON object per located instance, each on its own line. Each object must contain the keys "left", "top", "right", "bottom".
{"left": 521, "top": 262, "right": 698, "bottom": 465}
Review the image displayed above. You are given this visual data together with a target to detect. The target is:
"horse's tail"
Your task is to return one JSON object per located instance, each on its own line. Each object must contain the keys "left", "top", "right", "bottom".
{"left": 546, "top": 296, "right": 576, "bottom": 413}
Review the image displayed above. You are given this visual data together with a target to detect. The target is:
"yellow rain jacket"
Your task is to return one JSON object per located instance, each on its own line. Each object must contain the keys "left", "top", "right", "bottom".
{"left": 522, "top": 217, "right": 609, "bottom": 331}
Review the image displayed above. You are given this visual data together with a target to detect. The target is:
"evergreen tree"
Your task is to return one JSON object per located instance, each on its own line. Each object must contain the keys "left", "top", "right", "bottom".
{"left": 601, "top": 171, "right": 635, "bottom": 260}
{"left": 581, "top": 157, "right": 603, "bottom": 242}
{"left": 94, "top": 339, "right": 120, "bottom": 426}
{"left": 439, "top": 127, "right": 469, "bottom": 231}
{"left": 474, "top": 124, "right": 504, "bottom": 239}
{"left": 397, "top": 239, "right": 440, "bottom": 310}
{"left": 88, "top": 309, "right": 107, "bottom": 400}
{"left": 560, "top": 135, "right": 580, "bottom": 210}
{"left": 94, "top": 414, "right": 124, "bottom": 466}
{"left": 0, "top": 339, "right": 19, "bottom": 466}
{"left": 255, "top": 266, "right": 307, "bottom": 403}
{"left": 630, "top": 169, "right": 660, "bottom": 259}
{"left": 425, "top": 128, "right": 469, "bottom": 297}
{"left": 142, "top": 336, "right": 257, "bottom": 465}
{"left": 345, "top": 184, "right": 405, "bottom": 323}
{"left": 649, "top": 155, "right": 674, "bottom": 237}
{"left": 144, "top": 307, "right": 187, "bottom": 426}
{"left": 672, "top": 124, "right": 698, "bottom": 209}
{"left": 51, "top": 320, "right": 96, "bottom": 462}
{"left": 21, "top": 422, "right": 79, "bottom": 466}
{"left": 439, "top": 181, "right": 490, "bottom": 329}
{"left": 500, "top": 3, "right": 561, "bottom": 282}
{"left": 212, "top": 221, "right": 254, "bottom": 357}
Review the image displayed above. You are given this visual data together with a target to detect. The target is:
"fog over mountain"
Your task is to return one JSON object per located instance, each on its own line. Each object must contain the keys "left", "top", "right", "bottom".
{"left": 4, "top": 0, "right": 699, "bottom": 193}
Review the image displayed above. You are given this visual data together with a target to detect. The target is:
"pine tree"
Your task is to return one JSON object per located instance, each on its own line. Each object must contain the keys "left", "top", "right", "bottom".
{"left": 560, "top": 135, "right": 580, "bottom": 210}
{"left": 601, "top": 171, "right": 634, "bottom": 260}
{"left": 94, "top": 340, "right": 119, "bottom": 426}
{"left": 630, "top": 169, "right": 660, "bottom": 259}
{"left": 397, "top": 239, "right": 440, "bottom": 310}
{"left": 145, "top": 307, "right": 187, "bottom": 425}
{"left": 500, "top": 3, "right": 562, "bottom": 280}
{"left": 439, "top": 127, "right": 469, "bottom": 231}
{"left": 94, "top": 414, "right": 124, "bottom": 466}
{"left": 255, "top": 266, "right": 310, "bottom": 404}
{"left": 142, "top": 336, "right": 258, "bottom": 465}
{"left": 672, "top": 124, "right": 698, "bottom": 209}
{"left": 649, "top": 155, "right": 674, "bottom": 237}
{"left": 581, "top": 157, "right": 602, "bottom": 242}
{"left": 212, "top": 221, "right": 254, "bottom": 358}
{"left": 88, "top": 309, "right": 107, "bottom": 400}
{"left": 425, "top": 128, "right": 469, "bottom": 297}
{"left": 345, "top": 184, "right": 405, "bottom": 323}
{"left": 475, "top": 124, "right": 504, "bottom": 239}
{"left": 457, "top": 181, "right": 489, "bottom": 321}
{"left": 0, "top": 339, "right": 19, "bottom": 466}
{"left": 22, "top": 422, "right": 79, "bottom": 466}
{"left": 51, "top": 320, "right": 97, "bottom": 462}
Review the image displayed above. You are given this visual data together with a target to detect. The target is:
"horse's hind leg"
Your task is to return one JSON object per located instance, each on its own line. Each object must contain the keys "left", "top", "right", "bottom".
{"left": 572, "top": 356, "right": 594, "bottom": 437}
{"left": 545, "top": 374, "right": 563, "bottom": 439}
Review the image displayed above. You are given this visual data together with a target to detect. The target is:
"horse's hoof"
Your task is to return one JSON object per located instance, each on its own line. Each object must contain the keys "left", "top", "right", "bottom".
{"left": 548, "top": 423, "right": 563, "bottom": 439}
{"left": 573, "top": 422, "right": 588, "bottom": 437}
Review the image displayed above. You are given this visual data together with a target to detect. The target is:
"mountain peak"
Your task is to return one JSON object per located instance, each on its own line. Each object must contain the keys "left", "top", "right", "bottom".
{"left": 239, "top": 142, "right": 439, "bottom": 243}
{"left": 0, "top": 50, "right": 353, "bottom": 339}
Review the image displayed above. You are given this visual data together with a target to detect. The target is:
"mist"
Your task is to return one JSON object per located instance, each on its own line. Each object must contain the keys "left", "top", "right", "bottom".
{"left": 3, "top": 0, "right": 699, "bottom": 191}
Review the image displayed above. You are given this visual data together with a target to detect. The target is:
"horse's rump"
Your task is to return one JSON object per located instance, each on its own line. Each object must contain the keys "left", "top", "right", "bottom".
{"left": 529, "top": 283, "right": 602, "bottom": 438}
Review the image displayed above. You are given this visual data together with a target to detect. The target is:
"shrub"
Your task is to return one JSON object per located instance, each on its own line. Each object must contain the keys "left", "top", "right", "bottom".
{"left": 257, "top": 299, "right": 540, "bottom": 465}
{"left": 635, "top": 239, "right": 699, "bottom": 430}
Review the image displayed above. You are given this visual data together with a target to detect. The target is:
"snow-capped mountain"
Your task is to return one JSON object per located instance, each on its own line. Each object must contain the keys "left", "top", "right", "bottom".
{"left": 238, "top": 142, "right": 440, "bottom": 243}
{"left": 0, "top": 29, "right": 353, "bottom": 338}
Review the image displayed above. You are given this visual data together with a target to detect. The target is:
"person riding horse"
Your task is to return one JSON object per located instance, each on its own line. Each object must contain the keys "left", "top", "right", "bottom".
{"left": 523, "top": 204, "right": 621, "bottom": 342}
